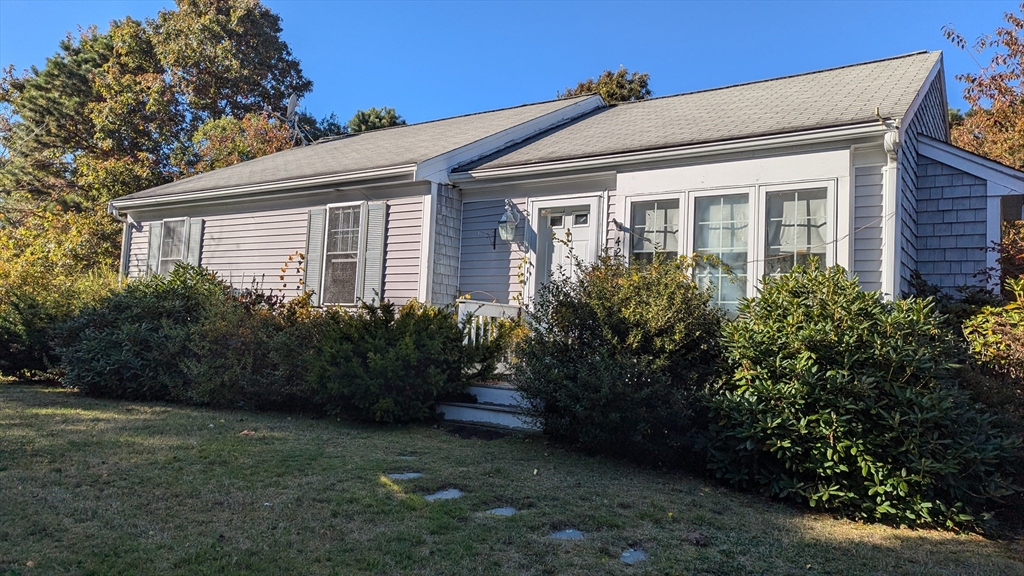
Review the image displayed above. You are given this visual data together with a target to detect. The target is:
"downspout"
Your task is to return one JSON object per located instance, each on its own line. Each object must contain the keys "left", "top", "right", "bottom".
{"left": 881, "top": 126, "right": 901, "bottom": 300}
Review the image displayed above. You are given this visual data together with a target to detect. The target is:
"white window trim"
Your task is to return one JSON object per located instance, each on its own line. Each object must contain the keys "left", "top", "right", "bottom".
{"left": 622, "top": 180, "right": 842, "bottom": 300}
{"left": 751, "top": 179, "right": 838, "bottom": 283}
{"left": 158, "top": 217, "right": 188, "bottom": 275}
{"left": 623, "top": 191, "right": 685, "bottom": 265}
{"left": 321, "top": 201, "right": 368, "bottom": 306}
{"left": 686, "top": 187, "right": 756, "bottom": 299}
{"left": 525, "top": 193, "right": 603, "bottom": 303}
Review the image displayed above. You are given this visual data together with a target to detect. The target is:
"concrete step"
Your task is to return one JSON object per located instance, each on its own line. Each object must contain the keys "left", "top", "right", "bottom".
{"left": 436, "top": 401, "right": 539, "bottom": 432}
{"left": 466, "top": 383, "right": 526, "bottom": 408}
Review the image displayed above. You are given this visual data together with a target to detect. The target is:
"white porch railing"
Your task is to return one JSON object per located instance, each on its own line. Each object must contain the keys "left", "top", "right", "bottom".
{"left": 456, "top": 299, "right": 521, "bottom": 343}
{"left": 457, "top": 299, "right": 521, "bottom": 376}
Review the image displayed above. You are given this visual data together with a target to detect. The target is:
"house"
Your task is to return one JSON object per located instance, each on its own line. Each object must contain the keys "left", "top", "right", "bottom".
{"left": 109, "top": 51, "right": 1024, "bottom": 319}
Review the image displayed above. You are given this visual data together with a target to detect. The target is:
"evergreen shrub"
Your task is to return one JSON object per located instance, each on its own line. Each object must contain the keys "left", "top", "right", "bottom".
{"left": 707, "top": 263, "right": 1019, "bottom": 529}
{"left": 57, "top": 264, "right": 502, "bottom": 422}
{"left": 512, "top": 254, "right": 724, "bottom": 467}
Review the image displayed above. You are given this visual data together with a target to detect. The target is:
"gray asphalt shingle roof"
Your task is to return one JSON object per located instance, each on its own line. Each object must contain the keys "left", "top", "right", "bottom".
{"left": 116, "top": 96, "right": 590, "bottom": 201}
{"left": 457, "top": 51, "right": 941, "bottom": 172}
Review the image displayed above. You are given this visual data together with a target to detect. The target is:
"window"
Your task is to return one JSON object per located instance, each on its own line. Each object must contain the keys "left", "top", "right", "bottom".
{"left": 158, "top": 219, "right": 186, "bottom": 274}
{"left": 764, "top": 188, "right": 828, "bottom": 275}
{"left": 630, "top": 199, "right": 679, "bottom": 263}
{"left": 694, "top": 194, "right": 749, "bottom": 311}
{"left": 322, "top": 205, "right": 364, "bottom": 305}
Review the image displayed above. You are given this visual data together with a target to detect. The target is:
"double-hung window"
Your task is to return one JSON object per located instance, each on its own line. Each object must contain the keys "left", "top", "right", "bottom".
{"left": 625, "top": 179, "right": 836, "bottom": 312}
{"left": 693, "top": 193, "right": 749, "bottom": 311}
{"left": 629, "top": 199, "right": 680, "bottom": 263}
{"left": 764, "top": 187, "right": 829, "bottom": 276}
{"left": 158, "top": 219, "right": 187, "bottom": 275}
{"left": 322, "top": 204, "right": 365, "bottom": 306}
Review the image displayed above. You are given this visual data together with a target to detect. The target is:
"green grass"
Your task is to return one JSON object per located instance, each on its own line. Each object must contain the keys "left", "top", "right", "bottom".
{"left": 1, "top": 383, "right": 1022, "bottom": 575}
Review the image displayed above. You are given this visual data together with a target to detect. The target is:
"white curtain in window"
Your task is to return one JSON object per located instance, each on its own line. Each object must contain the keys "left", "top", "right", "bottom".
{"left": 765, "top": 188, "right": 827, "bottom": 273}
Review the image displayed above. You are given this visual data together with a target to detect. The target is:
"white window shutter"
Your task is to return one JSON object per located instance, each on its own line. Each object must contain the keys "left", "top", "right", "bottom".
{"left": 304, "top": 208, "right": 327, "bottom": 306}
{"left": 186, "top": 218, "right": 203, "bottom": 266}
{"left": 147, "top": 222, "right": 163, "bottom": 275}
{"left": 361, "top": 201, "right": 387, "bottom": 304}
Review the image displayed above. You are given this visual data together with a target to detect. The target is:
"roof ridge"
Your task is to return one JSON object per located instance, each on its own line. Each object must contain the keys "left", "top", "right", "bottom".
{"left": 607, "top": 51, "right": 936, "bottom": 109}
{"left": 316, "top": 94, "right": 596, "bottom": 143}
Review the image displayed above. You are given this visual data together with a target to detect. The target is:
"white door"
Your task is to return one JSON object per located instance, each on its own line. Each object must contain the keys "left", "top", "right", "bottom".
{"left": 538, "top": 205, "right": 591, "bottom": 282}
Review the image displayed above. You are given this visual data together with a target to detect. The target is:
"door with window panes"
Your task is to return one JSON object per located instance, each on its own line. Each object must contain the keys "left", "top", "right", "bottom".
{"left": 537, "top": 206, "right": 591, "bottom": 283}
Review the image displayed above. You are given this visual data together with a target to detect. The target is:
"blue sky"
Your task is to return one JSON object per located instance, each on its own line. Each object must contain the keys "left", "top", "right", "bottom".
{"left": 0, "top": 1, "right": 1017, "bottom": 124}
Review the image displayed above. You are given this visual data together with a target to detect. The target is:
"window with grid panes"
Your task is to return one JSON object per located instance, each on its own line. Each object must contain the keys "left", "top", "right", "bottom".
{"left": 764, "top": 188, "right": 828, "bottom": 276}
{"left": 322, "top": 206, "right": 363, "bottom": 305}
{"left": 629, "top": 199, "right": 679, "bottom": 263}
{"left": 693, "top": 194, "right": 749, "bottom": 311}
{"left": 158, "top": 219, "right": 186, "bottom": 275}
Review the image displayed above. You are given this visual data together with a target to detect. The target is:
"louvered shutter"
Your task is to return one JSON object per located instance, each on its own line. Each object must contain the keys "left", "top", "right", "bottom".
{"left": 304, "top": 208, "right": 327, "bottom": 306}
{"left": 147, "top": 222, "right": 163, "bottom": 275}
{"left": 361, "top": 202, "right": 387, "bottom": 304}
{"left": 186, "top": 218, "right": 203, "bottom": 266}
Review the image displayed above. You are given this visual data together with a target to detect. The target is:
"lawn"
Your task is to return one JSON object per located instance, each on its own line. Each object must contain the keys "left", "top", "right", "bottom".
{"left": 1, "top": 384, "right": 1022, "bottom": 575}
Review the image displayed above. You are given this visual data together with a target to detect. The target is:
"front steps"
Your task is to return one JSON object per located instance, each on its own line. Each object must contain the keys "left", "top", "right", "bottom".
{"left": 437, "top": 383, "right": 539, "bottom": 432}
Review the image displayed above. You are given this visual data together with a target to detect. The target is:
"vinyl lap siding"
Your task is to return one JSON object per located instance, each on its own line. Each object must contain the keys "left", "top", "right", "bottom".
{"left": 383, "top": 196, "right": 423, "bottom": 304}
{"left": 853, "top": 164, "right": 885, "bottom": 292}
{"left": 200, "top": 209, "right": 309, "bottom": 297}
{"left": 127, "top": 222, "right": 149, "bottom": 279}
{"left": 459, "top": 198, "right": 527, "bottom": 303}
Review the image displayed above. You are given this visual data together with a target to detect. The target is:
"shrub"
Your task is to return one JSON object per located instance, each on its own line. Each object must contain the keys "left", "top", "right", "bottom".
{"left": 0, "top": 208, "right": 120, "bottom": 376}
{"left": 306, "top": 300, "right": 470, "bottom": 423}
{"left": 56, "top": 265, "right": 229, "bottom": 400}
{"left": 962, "top": 277, "right": 1024, "bottom": 431}
{"left": 707, "top": 263, "right": 1019, "bottom": 529}
{"left": 512, "top": 254, "right": 724, "bottom": 467}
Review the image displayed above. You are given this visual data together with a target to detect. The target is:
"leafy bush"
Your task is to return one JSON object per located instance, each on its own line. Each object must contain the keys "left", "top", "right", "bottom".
{"left": 0, "top": 208, "right": 120, "bottom": 376}
{"left": 962, "top": 277, "right": 1024, "bottom": 432}
{"left": 707, "top": 263, "right": 1019, "bottom": 529}
{"left": 512, "top": 254, "right": 724, "bottom": 467}
{"left": 306, "top": 300, "right": 471, "bottom": 423}
{"left": 57, "top": 265, "right": 229, "bottom": 400}
{"left": 57, "top": 264, "right": 502, "bottom": 423}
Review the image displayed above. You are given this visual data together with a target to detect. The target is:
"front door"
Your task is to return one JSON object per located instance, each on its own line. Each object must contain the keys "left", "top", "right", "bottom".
{"left": 537, "top": 205, "right": 592, "bottom": 283}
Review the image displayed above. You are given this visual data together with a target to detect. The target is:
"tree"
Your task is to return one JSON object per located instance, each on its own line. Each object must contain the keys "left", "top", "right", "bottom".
{"left": 0, "top": 0, "right": 315, "bottom": 276}
{"left": 943, "top": 3, "right": 1023, "bottom": 170}
{"left": 182, "top": 112, "right": 293, "bottom": 174}
{"left": 558, "top": 67, "right": 652, "bottom": 104}
{"left": 150, "top": 0, "right": 312, "bottom": 133}
{"left": 297, "top": 111, "right": 347, "bottom": 141}
{"left": 346, "top": 107, "right": 406, "bottom": 134}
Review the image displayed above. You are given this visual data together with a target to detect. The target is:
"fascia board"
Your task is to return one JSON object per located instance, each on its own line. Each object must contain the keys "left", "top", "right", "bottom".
{"left": 413, "top": 95, "right": 606, "bottom": 183}
{"left": 110, "top": 164, "right": 417, "bottom": 210}
{"left": 918, "top": 136, "right": 1024, "bottom": 192}
{"left": 451, "top": 123, "right": 889, "bottom": 183}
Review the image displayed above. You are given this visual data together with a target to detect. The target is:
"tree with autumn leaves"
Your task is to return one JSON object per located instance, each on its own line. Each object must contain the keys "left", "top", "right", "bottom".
{"left": 945, "top": 3, "right": 1023, "bottom": 171}
{"left": 0, "top": 0, "right": 316, "bottom": 374}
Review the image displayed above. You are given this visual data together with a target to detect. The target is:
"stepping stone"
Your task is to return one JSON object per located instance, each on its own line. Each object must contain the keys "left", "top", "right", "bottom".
{"left": 386, "top": 472, "right": 423, "bottom": 480}
{"left": 620, "top": 549, "right": 649, "bottom": 565}
{"left": 397, "top": 455, "right": 417, "bottom": 460}
{"left": 485, "top": 507, "right": 516, "bottom": 516}
{"left": 546, "top": 529, "right": 585, "bottom": 540}
{"left": 424, "top": 488, "right": 463, "bottom": 501}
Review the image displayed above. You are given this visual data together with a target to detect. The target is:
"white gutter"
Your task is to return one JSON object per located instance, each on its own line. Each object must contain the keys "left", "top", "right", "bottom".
{"left": 110, "top": 164, "right": 417, "bottom": 210}
{"left": 451, "top": 122, "right": 889, "bottom": 182}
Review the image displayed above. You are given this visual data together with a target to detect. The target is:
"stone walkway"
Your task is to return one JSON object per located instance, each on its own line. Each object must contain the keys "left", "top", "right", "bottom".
{"left": 384, "top": 463, "right": 650, "bottom": 565}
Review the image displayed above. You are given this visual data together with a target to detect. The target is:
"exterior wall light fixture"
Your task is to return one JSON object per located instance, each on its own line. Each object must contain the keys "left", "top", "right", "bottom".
{"left": 497, "top": 199, "right": 520, "bottom": 242}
